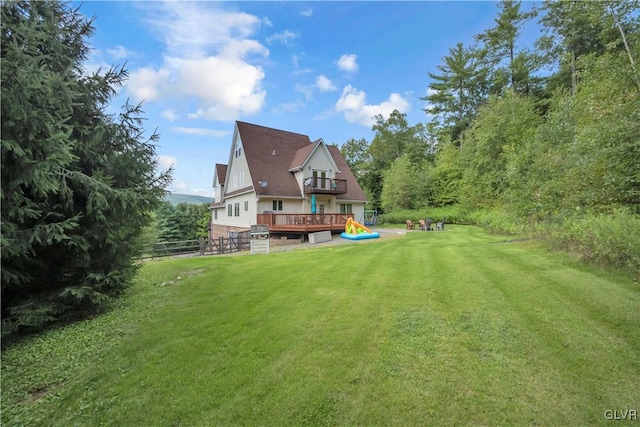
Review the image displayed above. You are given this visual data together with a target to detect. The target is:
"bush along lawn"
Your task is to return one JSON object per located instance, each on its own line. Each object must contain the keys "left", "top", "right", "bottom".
{"left": 2, "top": 226, "right": 639, "bottom": 426}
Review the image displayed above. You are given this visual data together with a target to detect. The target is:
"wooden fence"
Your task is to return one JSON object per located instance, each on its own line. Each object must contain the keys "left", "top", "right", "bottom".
{"left": 140, "top": 236, "right": 250, "bottom": 259}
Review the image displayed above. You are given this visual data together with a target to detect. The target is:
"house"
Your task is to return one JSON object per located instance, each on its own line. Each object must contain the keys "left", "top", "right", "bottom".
{"left": 210, "top": 121, "right": 368, "bottom": 239}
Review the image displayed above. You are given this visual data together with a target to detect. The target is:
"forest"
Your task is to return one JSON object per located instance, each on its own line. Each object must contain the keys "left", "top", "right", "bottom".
{"left": 340, "top": 0, "right": 639, "bottom": 272}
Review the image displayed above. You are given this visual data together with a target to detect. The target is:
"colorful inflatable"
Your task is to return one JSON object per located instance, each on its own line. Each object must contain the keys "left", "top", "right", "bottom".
{"left": 341, "top": 218, "right": 380, "bottom": 240}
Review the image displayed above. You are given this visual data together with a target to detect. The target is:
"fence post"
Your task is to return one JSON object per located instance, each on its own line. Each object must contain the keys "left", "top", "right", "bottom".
{"left": 219, "top": 236, "right": 224, "bottom": 254}
{"left": 199, "top": 237, "right": 205, "bottom": 255}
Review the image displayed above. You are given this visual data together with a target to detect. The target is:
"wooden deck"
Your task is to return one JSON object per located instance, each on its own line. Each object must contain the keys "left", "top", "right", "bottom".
{"left": 256, "top": 213, "right": 353, "bottom": 233}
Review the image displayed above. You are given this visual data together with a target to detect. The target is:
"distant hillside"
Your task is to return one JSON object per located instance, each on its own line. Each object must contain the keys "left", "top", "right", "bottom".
{"left": 164, "top": 193, "right": 213, "bottom": 206}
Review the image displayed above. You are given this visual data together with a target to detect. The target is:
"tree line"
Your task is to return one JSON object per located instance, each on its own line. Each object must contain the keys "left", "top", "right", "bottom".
{"left": 145, "top": 202, "right": 212, "bottom": 244}
{"left": 341, "top": 0, "right": 639, "bottom": 270}
{"left": 342, "top": 0, "right": 638, "bottom": 218}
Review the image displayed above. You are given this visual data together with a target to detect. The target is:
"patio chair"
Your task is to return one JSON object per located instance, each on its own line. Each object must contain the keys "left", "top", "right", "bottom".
{"left": 418, "top": 219, "right": 426, "bottom": 230}
{"left": 425, "top": 218, "right": 433, "bottom": 231}
{"left": 406, "top": 219, "right": 416, "bottom": 230}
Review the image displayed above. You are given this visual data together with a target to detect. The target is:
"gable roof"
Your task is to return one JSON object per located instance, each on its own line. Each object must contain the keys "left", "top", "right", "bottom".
{"left": 289, "top": 138, "right": 340, "bottom": 174}
{"left": 236, "top": 121, "right": 311, "bottom": 198}
{"left": 214, "top": 163, "right": 227, "bottom": 185}
{"left": 288, "top": 141, "right": 318, "bottom": 172}
{"left": 223, "top": 121, "right": 367, "bottom": 202}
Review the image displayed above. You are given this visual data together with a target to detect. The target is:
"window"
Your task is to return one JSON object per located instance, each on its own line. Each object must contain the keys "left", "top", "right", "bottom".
{"left": 214, "top": 210, "right": 218, "bottom": 220}
{"left": 235, "top": 146, "right": 242, "bottom": 158}
{"left": 244, "top": 201, "right": 249, "bottom": 211}
{"left": 227, "top": 204, "right": 233, "bottom": 216}
{"left": 313, "top": 170, "right": 328, "bottom": 189}
{"left": 272, "top": 200, "right": 283, "bottom": 211}
{"left": 231, "top": 172, "right": 245, "bottom": 189}
{"left": 234, "top": 202, "right": 240, "bottom": 216}
{"left": 340, "top": 203, "right": 352, "bottom": 214}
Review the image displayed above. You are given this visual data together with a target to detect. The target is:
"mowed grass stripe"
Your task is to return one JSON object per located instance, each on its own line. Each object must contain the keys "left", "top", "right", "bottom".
{"left": 447, "top": 238, "right": 640, "bottom": 420}
{"left": 2, "top": 226, "right": 638, "bottom": 426}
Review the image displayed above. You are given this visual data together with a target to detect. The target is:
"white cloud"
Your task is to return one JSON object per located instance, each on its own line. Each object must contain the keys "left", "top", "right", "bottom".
{"left": 127, "top": 67, "right": 171, "bottom": 101}
{"left": 315, "top": 75, "right": 337, "bottom": 92}
{"left": 168, "top": 180, "right": 214, "bottom": 197}
{"left": 336, "top": 54, "right": 358, "bottom": 73}
{"left": 107, "top": 45, "right": 134, "bottom": 60}
{"left": 266, "top": 30, "right": 299, "bottom": 46}
{"left": 291, "top": 54, "right": 313, "bottom": 75}
{"left": 171, "top": 127, "right": 230, "bottom": 138}
{"left": 143, "top": 3, "right": 262, "bottom": 57}
{"left": 262, "top": 17, "right": 273, "bottom": 27}
{"left": 335, "top": 85, "right": 410, "bottom": 127}
{"left": 176, "top": 55, "right": 266, "bottom": 121}
{"left": 295, "top": 75, "right": 337, "bottom": 101}
{"left": 126, "top": 3, "right": 269, "bottom": 121}
{"left": 295, "top": 83, "right": 314, "bottom": 101}
{"left": 191, "top": 188, "right": 215, "bottom": 197}
{"left": 272, "top": 100, "right": 306, "bottom": 114}
{"left": 168, "top": 180, "right": 190, "bottom": 193}
{"left": 300, "top": 8, "right": 313, "bottom": 17}
{"left": 157, "top": 155, "right": 177, "bottom": 170}
{"left": 162, "top": 110, "right": 178, "bottom": 121}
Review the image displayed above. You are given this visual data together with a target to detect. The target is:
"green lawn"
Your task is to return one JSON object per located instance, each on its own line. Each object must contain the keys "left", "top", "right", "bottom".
{"left": 2, "top": 226, "right": 639, "bottom": 426}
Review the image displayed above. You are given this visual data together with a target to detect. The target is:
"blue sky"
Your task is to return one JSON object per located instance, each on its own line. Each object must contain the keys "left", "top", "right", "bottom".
{"left": 75, "top": 1, "right": 538, "bottom": 198}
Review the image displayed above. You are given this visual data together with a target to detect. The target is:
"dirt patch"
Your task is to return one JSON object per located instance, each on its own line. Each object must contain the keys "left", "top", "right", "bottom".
{"left": 23, "top": 384, "right": 52, "bottom": 404}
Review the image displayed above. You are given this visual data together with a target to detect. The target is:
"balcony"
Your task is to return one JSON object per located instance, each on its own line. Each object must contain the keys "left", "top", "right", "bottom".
{"left": 303, "top": 178, "right": 347, "bottom": 195}
{"left": 256, "top": 213, "right": 354, "bottom": 233}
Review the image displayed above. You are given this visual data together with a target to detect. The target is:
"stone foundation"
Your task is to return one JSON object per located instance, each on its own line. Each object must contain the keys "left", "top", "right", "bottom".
{"left": 211, "top": 224, "right": 250, "bottom": 240}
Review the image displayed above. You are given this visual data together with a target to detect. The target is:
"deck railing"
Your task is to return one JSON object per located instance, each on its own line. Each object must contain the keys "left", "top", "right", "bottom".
{"left": 303, "top": 178, "right": 347, "bottom": 195}
{"left": 256, "top": 213, "right": 353, "bottom": 233}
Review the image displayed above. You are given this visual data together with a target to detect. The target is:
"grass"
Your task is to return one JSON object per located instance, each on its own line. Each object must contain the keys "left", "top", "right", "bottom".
{"left": 2, "top": 226, "right": 639, "bottom": 425}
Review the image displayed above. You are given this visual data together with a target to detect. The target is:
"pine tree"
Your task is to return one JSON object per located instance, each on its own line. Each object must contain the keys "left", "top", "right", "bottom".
{"left": 1, "top": 1, "right": 172, "bottom": 334}
{"left": 422, "top": 43, "right": 488, "bottom": 146}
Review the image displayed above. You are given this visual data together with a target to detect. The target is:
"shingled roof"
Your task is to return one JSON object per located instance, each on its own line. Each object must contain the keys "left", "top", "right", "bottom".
{"left": 328, "top": 145, "right": 367, "bottom": 202}
{"left": 220, "top": 121, "right": 367, "bottom": 202}
{"left": 214, "top": 163, "right": 227, "bottom": 185}
{"left": 237, "top": 121, "right": 311, "bottom": 198}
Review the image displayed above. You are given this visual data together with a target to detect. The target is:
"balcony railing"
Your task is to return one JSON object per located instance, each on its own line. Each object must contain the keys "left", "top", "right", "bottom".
{"left": 303, "top": 178, "right": 347, "bottom": 195}
{"left": 256, "top": 213, "right": 353, "bottom": 233}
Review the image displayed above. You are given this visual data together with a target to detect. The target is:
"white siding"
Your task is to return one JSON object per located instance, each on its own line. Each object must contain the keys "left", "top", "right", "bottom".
{"left": 258, "top": 198, "right": 305, "bottom": 215}
{"left": 303, "top": 146, "right": 336, "bottom": 181}
{"left": 220, "top": 192, "right": 256, "bottom": 229}
{"left": 225, "top": 134, "right": 250, "bottom": 195}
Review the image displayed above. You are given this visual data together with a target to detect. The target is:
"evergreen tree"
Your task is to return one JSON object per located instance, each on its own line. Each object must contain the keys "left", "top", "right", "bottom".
{"left": 156, "top": 202, "right": 211, "bottom": 242}
{"left": 1, "top": 1, "right": 172, "bottom": 334}
{"left": 422, "top": 43, "right": 488, "bottom": 146}
{"left": 475, "top": 0, "right": 537, "bottom": 93}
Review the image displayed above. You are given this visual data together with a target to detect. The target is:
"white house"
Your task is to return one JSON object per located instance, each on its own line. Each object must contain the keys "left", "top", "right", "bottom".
{"left": 210, "top": 121, "right": 368, "bottom": 238}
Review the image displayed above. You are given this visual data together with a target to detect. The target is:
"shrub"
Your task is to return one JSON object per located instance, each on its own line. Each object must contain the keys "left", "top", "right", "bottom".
{"left": 550, "top": 209, "right": 640, "bottom": 272}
